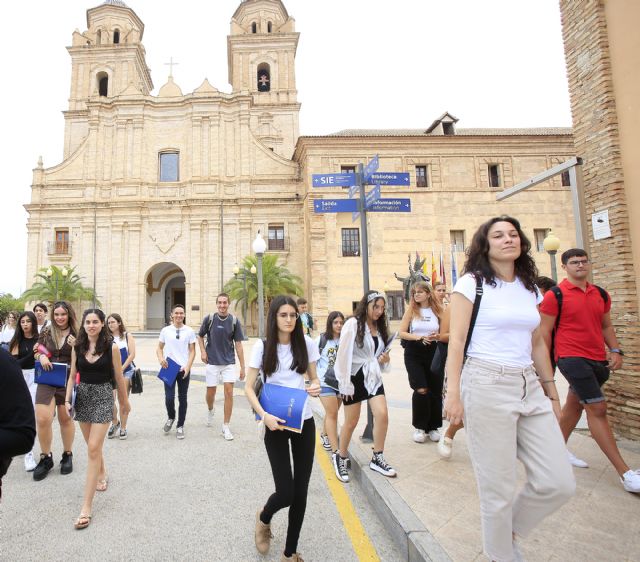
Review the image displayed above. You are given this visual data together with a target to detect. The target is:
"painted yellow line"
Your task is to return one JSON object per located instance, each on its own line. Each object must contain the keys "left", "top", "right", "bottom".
{"left": 315, "top": 433, "right": 380, "bottom": 561}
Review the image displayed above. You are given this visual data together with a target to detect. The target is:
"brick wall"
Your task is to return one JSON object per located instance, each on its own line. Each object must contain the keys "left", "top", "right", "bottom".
{"left": 560, "top": 0, "right": 640, "bottom": 438}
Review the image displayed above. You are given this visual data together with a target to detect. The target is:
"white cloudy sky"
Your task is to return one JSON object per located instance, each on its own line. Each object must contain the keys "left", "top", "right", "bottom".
{"left": 1, "top": 0, "right": 571, "bottom": 296}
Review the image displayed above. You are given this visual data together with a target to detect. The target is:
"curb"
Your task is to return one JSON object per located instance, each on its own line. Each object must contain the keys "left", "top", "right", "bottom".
{"left": 141, "top": 371, "right": 451, "bottom": 561}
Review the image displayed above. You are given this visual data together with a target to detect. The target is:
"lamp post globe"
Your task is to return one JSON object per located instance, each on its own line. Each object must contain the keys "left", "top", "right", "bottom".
{"left": 252, "top": 232, "right": 267, "bottom": 338}
{"left": 250, "top": 265, "right": 257, "bottom": 275}
{"left": 232, "top": 265, "right": 240, "bottom": 276}
{"left": 543, "top": 230, "right": 561, "bottom": 282}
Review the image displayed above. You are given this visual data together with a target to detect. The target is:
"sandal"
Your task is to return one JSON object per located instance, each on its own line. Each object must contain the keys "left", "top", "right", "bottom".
{"left": 96, "top": 477, "right": 108, "bottom": 492}
{"left": 74, "top": 513, "right": 92, "bottom": 530}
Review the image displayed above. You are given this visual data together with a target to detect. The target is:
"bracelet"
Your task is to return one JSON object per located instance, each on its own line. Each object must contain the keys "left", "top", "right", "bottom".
{"left": 540, "top": 378, "right": 556, "bottom": 384}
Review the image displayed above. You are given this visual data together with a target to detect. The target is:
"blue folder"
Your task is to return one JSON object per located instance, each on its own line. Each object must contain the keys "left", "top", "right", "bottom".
{"left": 34, "top": 361, "right": 68, "bottom": 388}
{"left": 119, "top": 347, "right": 128, "bottom": 366}
{"left": 157, "top": 357, "right": 182, "bottom": 386}
{"left": 256, "top": 383, "right": 309, "bottom": 433}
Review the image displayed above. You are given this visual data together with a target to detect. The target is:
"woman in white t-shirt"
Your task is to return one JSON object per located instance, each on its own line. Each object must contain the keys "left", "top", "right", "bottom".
{"left": 245, "top": 295, "right": 320, "bottom": 562}
{"left": 0, "top": 311, "right": 17, "bottom": 350}
{"left": 444, "top": 216, "right": 574, "bottom": 562}
{"left": 106, "top": 313, "right": 136, "bottom": 440}
{"left": 399, "top": 281, "right": 444, "bottom": 444}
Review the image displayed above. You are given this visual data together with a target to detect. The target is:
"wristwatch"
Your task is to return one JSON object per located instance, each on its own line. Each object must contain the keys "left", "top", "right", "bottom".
{"left": 609, "top": 348, "right": 624, "bottom": 356}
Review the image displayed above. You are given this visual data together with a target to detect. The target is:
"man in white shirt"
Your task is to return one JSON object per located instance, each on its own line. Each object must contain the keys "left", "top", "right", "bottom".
{"left": 156, "top": 305, "right": 196, "bottom": 439}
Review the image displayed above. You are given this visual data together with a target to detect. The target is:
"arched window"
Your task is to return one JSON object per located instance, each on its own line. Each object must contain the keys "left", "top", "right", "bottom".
{"left": 113, "top": 29, "right": 120, "bottom": 44}
{"left": 267, "top": 21, "right": 272, "bottom": 33}
{"left": 251, "top": 22, "right": 257, "bottom": 33}
{"left": 97, "top": 29, "right": 102, "bottom": 45}
{"left": 257, "top": 63, "right": 270, "bottom": 92}
{"left": 97, "top": 72, "right": 109, "bottom": 97}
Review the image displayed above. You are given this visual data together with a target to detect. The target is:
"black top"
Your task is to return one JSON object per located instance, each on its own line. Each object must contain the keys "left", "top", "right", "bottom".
{"left": 77, "top": 346, "right": 113, "bottom": 385}
{"left": 0, "top": 348, "right": 36, "bottom": 460}
{"left": 13, "top": 336, "right": 37, "bottom": 370}
{"left": 38, "top": 327, "right": 74, "bottom": 365}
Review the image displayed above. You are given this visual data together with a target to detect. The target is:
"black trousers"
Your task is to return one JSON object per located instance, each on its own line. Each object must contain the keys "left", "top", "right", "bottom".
{"left": 404, "top": 341, "right": 443, "bottom": 432}
{"left": 262, "top": 417, "right": 315, "bottom": 556}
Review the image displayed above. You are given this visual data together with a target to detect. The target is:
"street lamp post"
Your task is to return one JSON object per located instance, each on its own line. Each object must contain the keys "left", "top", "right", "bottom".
{"left": 252, "top": 232, "right": 267, "bottom": 339}
{"left": 46, "top": 266, "right": 68, "bottom": 301}
{"left": 543, "top": 231, "right": 561, "bottom": 282}
{"left": 232, "top": 264, "right": 252, "bottom": 340}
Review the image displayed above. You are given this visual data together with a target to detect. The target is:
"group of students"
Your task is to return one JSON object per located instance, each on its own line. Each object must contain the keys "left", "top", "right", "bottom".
{"left": 3, "top": 301, "right": 136, "bottom": 529}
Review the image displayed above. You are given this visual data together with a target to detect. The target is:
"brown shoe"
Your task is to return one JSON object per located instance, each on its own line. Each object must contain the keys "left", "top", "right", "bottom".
{"left": 255, "top": 509, "right": 272, "bottom": 554}
{"left": 281, "top": 554, "right": 304, "bottom": 562}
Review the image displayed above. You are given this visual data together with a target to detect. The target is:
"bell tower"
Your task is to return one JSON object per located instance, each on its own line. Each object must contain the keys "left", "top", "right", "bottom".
{"left": 64, "top": 0, "right": 153, "bottom": 157}
{"left": 227, "top": 0, "right": 299, "bottom": 104}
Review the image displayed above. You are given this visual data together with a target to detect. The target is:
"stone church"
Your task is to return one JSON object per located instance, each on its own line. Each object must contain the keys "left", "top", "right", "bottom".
{"left": 26, "top": 0, "right": 577, "bottom": 331}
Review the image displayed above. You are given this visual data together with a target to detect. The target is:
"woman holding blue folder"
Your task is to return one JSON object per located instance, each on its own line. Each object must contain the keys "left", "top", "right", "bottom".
{"left": 107, "top": 313, "right": 136, "bottom": 440}
{"left": 245, "top": 295, "right": 321, "bottom": 562}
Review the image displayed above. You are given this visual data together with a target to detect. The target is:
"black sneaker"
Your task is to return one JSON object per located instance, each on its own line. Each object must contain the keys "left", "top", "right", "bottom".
{"left": 60, "top": 451, "right": 73, "bottom": 475}
{"left": 332, "top": 452, "right": 350, "bottom": 483}
{"left": 369, "top": 451, "right": 396, "bottom": 477}
{"left": 33, "top": 453, "right": 54, "bottom": 481}
{"left": 320, "top": 433, "right": 331, "bottom": 451}
{"left": 107, "top": 422, "right": 120, "bottom": 439}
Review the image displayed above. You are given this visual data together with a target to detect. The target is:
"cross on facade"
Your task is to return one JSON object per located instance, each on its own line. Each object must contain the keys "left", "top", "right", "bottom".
{"left": 258, "top": 74, "right": 269, "bottom": 87}
{"left": 164, "top": 57, "right": 179, "bottom": 78}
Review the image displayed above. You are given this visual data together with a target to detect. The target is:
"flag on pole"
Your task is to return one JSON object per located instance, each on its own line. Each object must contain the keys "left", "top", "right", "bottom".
{"left": 421, "top": 251, "right": 428, "bottom": 276}
{"left": 451, "top": 247, "right": 458, "bottom": 286}
{"left": 431, "top": 251, "right": 438, "bottom": 285}
{"left": 439, "top": 249, "right": 446, "bottom": 287}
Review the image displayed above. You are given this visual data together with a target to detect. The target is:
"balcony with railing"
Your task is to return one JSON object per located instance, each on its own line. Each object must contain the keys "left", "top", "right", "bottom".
{"left": 47, "top": 241, "right": 73, "bottom": 256}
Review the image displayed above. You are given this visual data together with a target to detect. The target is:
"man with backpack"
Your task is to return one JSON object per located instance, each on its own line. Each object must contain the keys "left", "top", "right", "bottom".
{"left": 540, "top": 248, "right": 639, "bottom": 493}
{"left": 197, "top": 293, "right": 246, "bottom": 441}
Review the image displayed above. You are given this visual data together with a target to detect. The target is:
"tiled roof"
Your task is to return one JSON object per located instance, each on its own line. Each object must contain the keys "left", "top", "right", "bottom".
{"left": 324, "top": 127, "right": 572, "bottom": 137}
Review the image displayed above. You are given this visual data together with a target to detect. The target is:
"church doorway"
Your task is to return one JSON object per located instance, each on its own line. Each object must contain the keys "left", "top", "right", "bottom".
{"left": 145, "top": 262, "right": 186, "bottom": 329}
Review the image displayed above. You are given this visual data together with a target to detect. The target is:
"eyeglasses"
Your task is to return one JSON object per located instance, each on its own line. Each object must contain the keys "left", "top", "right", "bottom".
{"left": 277, "top": 313, "right": 300, "bottom": 320}
{"left": 567, "top": 259, "right": 589, "bottom": 266}
{"left": 176, "top": 329, "right": 181, "bottom": 340}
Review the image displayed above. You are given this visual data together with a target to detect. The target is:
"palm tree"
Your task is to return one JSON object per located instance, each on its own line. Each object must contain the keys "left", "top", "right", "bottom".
{"left": 21, "top": 265, "right": 100, "bottom": 306}
{"left": 223, "top": 254, "right": 303, "bottom": 316}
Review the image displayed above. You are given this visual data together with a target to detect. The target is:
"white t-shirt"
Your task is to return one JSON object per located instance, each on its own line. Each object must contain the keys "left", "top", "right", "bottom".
{"left": 410, "top": 307, "right": 439, "bottom": 336}
{"left": 249, "top": 336, "right": 320, "bottom": 420}
{"left": 453, "top": 273, "right": 542, "bottom": 368}
{"left": 159, "top": 324, "right": 196, "bottom": 368}
{"left": 113, "top": 333, "right": 133, "bottom": 373}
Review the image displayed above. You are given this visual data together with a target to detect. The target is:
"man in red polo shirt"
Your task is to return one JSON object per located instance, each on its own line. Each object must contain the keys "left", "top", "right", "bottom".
{"left": 540, "top": 248, "right": 639, "bottom": 494}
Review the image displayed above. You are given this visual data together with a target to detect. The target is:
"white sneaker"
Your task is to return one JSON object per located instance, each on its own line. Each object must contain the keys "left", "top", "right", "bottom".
{"left": 206, "top": 408, "right": 215, "bottom": 427}
{"left": 437, "top": 434, "right": 453, "bottom": 460}
{"left": 567, "top": 450, "right": 589, "bottom": 468}
{"left": 320, "top": 433, "right": 331, "bottom": 451}
{"left": 176, "top": 426, "right": 185, "bottom": 440}
{"left": 24, "top": 451, "right": 37, "bottom": 472}
{"left": 428, "top": 429, "right": 441, "bottom": 442}
{"left": 222, "top": 424, "right": 234, "bottom": 441}
{"left": 413, "top": 429, "right": 426, "bottom": 443}
{"left": 621, "top": 469, "right": 640, "bottom": 493}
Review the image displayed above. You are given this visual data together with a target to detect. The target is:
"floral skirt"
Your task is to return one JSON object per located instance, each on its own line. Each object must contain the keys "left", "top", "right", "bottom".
{"left": 74, "top": 382, "right": 113, "bottom": 424}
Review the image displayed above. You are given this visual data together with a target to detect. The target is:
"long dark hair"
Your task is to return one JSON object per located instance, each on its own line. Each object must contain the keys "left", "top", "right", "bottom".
{"left": 463, "top": 215, "right": 538, "bottom": 292}
{"left": 354, "top": 290, "right": 389, "bottom": 348}
{"left": 262, "top": 295, "right": 308, "bottom": 377}
{"left": 9, "top": 311, "right": 37, "bottom": 352}
{"left": 107, "top": 313, "right": 127, "bottom": 337}
{"left": 324, "top": 311, "right": 345, "bottom": 340}
{"left": 75, "top": 308, "right": 113, "bottom": 357}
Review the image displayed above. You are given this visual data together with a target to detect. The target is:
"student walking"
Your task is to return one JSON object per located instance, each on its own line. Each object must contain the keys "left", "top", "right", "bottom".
{"left": 334, "top": 290, "right": 396, "bottom": 483}
{"left": 540, "top": 248, "right": 640, "bottom": 492}
{"left": 8, "top": 311, "right": 39, "bottom": 471}
{"left": 245, "top": 295, "right": 321, "bottom": 562}
{"left": 197, "top": 293, "right": 246, "bottom": 441}
{"left": 106, "top": 313, "right": 136, "bottom": 440}
{"left": 445, "top": 216, "right": 575, "bottom": 562}
{"left": 32, "top": 301, "right": 78, "bottom": 481}
{"left": 316, "top": 311, "right": 345, "bottom": 453}
{"left": 33, "top": 303, "right": 50, "bottom": 334}
{"left": 66, "top": 308, "right": 130, "bottom": 529}
{"left": 399, "top": 281, "right": 444, "bottom": 444}
{"left": 156, "top": 305, "right": 196, "bottom": 439}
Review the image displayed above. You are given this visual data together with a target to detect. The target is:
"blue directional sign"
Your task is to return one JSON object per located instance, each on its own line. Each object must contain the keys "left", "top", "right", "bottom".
{"left": 363, "top": 155, "right": 379, "bottom": 182}
{"left": 365, "top": 184, "right": 381, "bottom": 209}
{"left": 368, "top": 198, "right": 412, "bottom": 212}
{"left": 312, "top": 173, "right": 356, "bottom": 188}
{"left": 348, "top": 183, "right": 360, "bottom": 198}
{"left": 366, "top": 172, "right": 410, "bottom": 186}
{"left": 313, "top": 199, "right": 358, "bottom": 213}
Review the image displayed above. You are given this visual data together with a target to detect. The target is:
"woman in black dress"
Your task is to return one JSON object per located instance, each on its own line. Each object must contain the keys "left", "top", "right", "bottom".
{"left": 66, "top": 308, "right": 130, "bottom": 529}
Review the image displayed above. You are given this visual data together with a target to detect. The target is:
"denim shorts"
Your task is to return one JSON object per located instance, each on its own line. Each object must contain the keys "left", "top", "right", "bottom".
{"left": 557, "top": 357, "right": 610, "bottom": 404}
{"left": 319, "top": 385, "right": 339, "bottom": 397}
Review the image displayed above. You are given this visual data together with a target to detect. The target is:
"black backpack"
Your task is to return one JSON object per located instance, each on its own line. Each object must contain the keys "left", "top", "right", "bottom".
{"left": 548, "top": 285, "right": 608, "bottom": 366}
{"left": 205, "top": 313, "right": 238, "bottom": 351}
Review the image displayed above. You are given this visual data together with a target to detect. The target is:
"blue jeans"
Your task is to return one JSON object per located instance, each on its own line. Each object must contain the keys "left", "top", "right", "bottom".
{"left": 164, "top": 372, "right": 190, "bottom": 427}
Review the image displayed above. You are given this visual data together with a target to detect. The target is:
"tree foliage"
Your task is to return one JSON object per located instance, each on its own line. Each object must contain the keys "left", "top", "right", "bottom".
{"left": 0, "top": 293, "right": 25, "bottom": 323}
{"left": 223, "top": 254, "right": 303, "bottom": 312}
{"left": 21, "top": 265, "right": 100, "bottom": 307}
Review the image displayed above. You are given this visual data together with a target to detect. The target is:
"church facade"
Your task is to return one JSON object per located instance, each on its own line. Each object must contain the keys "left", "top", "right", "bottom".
{"left": 26, "top": 0, "right": 577, "bottom": 331}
